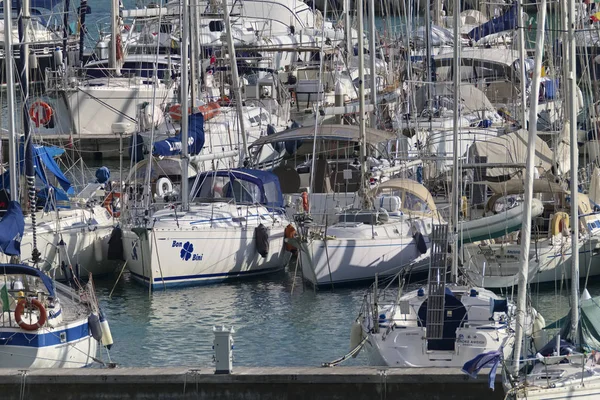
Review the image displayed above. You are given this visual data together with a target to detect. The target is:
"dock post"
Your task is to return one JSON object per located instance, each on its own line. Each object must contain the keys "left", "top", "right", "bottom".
{"left": 213, "top": 326, "right": 234, "bottom": 374}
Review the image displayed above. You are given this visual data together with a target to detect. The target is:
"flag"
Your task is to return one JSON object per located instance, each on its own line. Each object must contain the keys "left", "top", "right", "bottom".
{"left": 592, "top": 12, "right": 600, "bottom": 22}
{"left": 1, "top": 284, "right": 10, "bottom": 312}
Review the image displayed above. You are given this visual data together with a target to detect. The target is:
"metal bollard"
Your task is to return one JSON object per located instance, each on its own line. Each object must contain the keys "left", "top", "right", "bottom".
{"left": 213, "top": 326, "right": 234, "bottom": 374}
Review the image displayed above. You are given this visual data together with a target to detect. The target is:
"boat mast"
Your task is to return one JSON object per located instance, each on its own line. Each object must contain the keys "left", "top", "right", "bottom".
{"left": 450, "top": 0, "right": 460, "bottom": 281}
{"left": 368, "top": 0, "right": 377, "bottom": 129}
{"left": 222, "top": 0, "right": 249, "bottom": 166}
{"left": 511, "top": 0, "right": 547, "bottom": 374}
{"left": 4, "top": 0, "right": 18, "bottom": 201}
{"left": 357, "top": 0, "right": 370, "bottom": 208}
{"left": 110, "top": 0, "right": 119, "bottom": 72}
{"left": 517, "top": 0, "right": 527, "bottom": 128}
{"left": 17, "top": 0, "right": 40, "bottom": 263}
{"left": 567, "top": 0, "right": 579, "bottom": 344}
{"left": 181, "top": 0, "right": 190, "bottom": 211}
{"left": 62, "top": 0, "right": 71, "bottom": 62}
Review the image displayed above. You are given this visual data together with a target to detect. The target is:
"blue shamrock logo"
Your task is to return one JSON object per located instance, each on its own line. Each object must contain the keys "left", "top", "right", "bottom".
{"left": 180, "top": 241, "right": 194, "bottom": 261}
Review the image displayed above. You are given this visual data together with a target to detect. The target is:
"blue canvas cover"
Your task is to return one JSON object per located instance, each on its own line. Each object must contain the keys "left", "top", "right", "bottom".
{"left": 468, "top": 2, "right": 518, "bottom": 42}
{"left": 196, "top": 168, "right": 284, "bottom": 209}
{"left": 1, "top": 145, "right": 73, "bottom": 196}
{"left": 0, "top": 201, "right": 24, "bottom": 256}
{"left": 153, "top": 113, "right": 205, "bottom": 157}
{"left": 0, "top": 263, "right": 55, "bottom": 297}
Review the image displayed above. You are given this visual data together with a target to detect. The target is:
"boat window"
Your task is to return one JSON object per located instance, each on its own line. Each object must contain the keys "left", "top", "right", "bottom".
{"left": 195, "top": 176, "right": 261, "bottom": 204}
{"left": 404, "top": 192, "right": 430, "bottom": 213}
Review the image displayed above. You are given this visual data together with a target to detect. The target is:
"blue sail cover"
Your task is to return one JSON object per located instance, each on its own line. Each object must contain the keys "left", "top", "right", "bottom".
{"left": 468, "top": 2, "right": 518, "bottom": 42}
{"left": 0, "top": 201, "right": 25, "bottom": 256}
{"left": 153, "top": 113, "right": 205, "bottom": 157}
{"left": 0, "top": 145, "right": 73, "bottom": 197}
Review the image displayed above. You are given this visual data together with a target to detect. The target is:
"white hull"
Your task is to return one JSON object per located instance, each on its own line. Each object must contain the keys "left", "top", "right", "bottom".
{"left": 123, "top": 227, "right": 290, "bottom": 288}
{"left": 0, "top": 321, "right": 98, "bottom": 368}
{"left": 300, "top": 221, "right": 429, "bottom": 287}
{"left": 0, "top": 207, "right": 119, "bottom": 279}
{"left": 363, "top": 285, "right": 514, "bottom": 367}
{"left": 463, "top": 236, "right": 600, "bottom": 288}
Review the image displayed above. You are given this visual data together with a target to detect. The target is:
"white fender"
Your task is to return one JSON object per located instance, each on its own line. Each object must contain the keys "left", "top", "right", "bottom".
{"left": 532, "top": 308, "right": 547, "bottom": 353}
{"left": 94, "top": 234, "right": 103, "bottom": 263}
{"left": 156, "top": 177, "right": 173, "bottom": 198}
{"left": 99, "top": 311, "right": 114, "bottom": 349}
{"left": 350, "top": 319, "right": 364, "bottom": 358}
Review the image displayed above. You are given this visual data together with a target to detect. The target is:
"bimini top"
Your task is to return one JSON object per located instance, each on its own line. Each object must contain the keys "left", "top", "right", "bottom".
{"left": 373, "top": 178, "right": 438, "bottom": 215}
{"left": 193, "top": 168, "right": 284, "bottom": 209}
{"left": 0, "top": 264, "right": 55, "bottom": 298}
{"left": 250, "top": 124, "right": 395, "bottom": 147}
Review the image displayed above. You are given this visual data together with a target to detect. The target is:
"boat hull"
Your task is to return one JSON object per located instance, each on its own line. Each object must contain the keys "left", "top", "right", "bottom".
{"left": 122, "top": 226, "right": 291, "bottom": 288}
{"left": 0, "top": 320, "right": 98, "bottom": 368}
{"left": 300, "top": 236, "right": 428, "bottom": 287}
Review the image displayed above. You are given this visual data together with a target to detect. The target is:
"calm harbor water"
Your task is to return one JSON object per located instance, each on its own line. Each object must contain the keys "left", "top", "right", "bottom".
{"left": 90, "top": 262, "right": 600, "bottom": 368}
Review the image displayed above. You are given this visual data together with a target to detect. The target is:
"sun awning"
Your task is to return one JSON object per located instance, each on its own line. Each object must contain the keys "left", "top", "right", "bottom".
{"left": 249, "top": 124, "right": 395, "bottom": 148}
{"left": 468, "top": 129, "right": 554, "bottom": 178}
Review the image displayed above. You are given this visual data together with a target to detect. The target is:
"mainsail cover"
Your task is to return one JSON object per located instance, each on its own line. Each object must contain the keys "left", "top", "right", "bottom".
{"left": 0, "top": 201, "right": 24, "bottom": 256}
{"left": 468, "top": 2, "right": 518, "bottom": 42}
{"left": 153, "top": 113, "right": 205, "bottom": 157}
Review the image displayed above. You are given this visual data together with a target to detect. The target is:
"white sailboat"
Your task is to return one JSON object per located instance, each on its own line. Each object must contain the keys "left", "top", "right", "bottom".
{"left": 503, "top": 2, "right": 600, "bottom": 397}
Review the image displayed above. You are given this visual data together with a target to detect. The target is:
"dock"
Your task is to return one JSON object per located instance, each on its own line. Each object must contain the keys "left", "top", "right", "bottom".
{"left": 0, "top": 366, "right": 504, "bottom": 399}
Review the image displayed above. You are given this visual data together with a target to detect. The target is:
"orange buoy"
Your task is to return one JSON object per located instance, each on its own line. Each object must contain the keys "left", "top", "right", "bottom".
{"left": 301, "top": 192, "right": 309, "bottom": 213}
{"left": 168, "top": 102, "right": 221, "bottom": 121}
{"left": 284, "top": 224, "right": 297, "bottom": 252}
{"left": 29, "top": 101, "right": 53, "bottom": 127}
{"left": 15, "top": 298, "right": 47, "bottom": 331}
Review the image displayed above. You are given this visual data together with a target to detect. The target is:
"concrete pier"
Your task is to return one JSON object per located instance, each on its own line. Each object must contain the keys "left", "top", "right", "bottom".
{"left": 0, "top": 367, "right": 504, "bottom": 399}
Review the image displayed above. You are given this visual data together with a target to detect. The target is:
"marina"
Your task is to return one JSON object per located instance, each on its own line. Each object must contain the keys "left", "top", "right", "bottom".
{"left": 0, "top": 0, "right": 600, "bottom": 398}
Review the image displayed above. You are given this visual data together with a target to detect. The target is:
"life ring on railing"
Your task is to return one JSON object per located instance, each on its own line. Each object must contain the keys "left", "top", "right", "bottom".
{"left": 284, "top": 224, "right": 297, "bottom": 252}
{"left": 550, "top": 212, "right": 570, "bottom": 236}
{"left": 156, "top": 177, "right": 173, "bottom": 198}
{"left": 15, "top": 298, "right": 47, "bottom": 331}
{"left": 104, "top": 192, "right": 121, "bottom": 218}
{"left": 168, "top": 102, "right": 221, "bottom": 122}
{"left": 301, "top": 192, "right": 309, "bottom": 212}
{"left": 29, "top": 101, "right": 53, "bottom": 127}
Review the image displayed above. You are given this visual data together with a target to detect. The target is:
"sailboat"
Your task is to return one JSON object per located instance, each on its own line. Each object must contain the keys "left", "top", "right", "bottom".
{"left": 120, "top": 0, "right": 292, "bottom": 289}
{"left": 0, "top": 0, "right": 110, "bottom": 367}
{"left": 502, "top": 2, "right": 600, "bottom": 397}
{"left": 354, "top": 3, "right": 516, "bottom": 368}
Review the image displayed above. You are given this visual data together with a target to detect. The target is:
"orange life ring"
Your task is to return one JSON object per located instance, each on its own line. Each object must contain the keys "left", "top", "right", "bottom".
{"left": 104, "top": 192, "right": 121, "bottom": 218}
{"left": 168, "top": 102, "right": 221, "bottom": 121}
{"left": 15, "top": 298, "right": 47, "bottom": 331}
{"left": 29, "top": 101, "right": 53, "bottom": 127}
{"left": 284, "top": 224, "right": 297, "bottom": 252}
{"left": 301, "top": 192, "right": 309, "bottom": 212}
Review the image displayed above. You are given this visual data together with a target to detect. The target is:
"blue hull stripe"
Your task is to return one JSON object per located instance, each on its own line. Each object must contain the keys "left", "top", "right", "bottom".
{"left": 130, "top": 266, "right": 283, "bottom": 286}
{"left": 0, "top": 322, "right": 90, "bottom": 348}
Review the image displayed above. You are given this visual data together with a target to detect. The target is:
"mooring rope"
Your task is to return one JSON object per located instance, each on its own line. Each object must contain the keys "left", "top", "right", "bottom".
{"left": 321, "top": 336, "right": 367, "bottom": 367}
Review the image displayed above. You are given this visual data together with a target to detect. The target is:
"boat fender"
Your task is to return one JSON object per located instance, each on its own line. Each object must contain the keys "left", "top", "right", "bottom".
{"left": 104, "top": 192, "right": 121, "bottom": 218}
{"left": 301, "top": 192, "right": 309, "bottom": 213}
{"left": 532, "top": 309, "right": 547, "bottom": 352}
{"left": 99, "top": 310, "right": 114, "bottom": 349}
{"left": 550, "top": 212, "right": 570, "bottom": 237}
{"left": 284, "top": 224, "right": 297, "bottom": 252}
{"left": 156, "top": 177, "right": 173, "bottom": 198}
{"left": 254, "top": 224, "right": 270, "bottom": 258}
{"left": 94, "top": 234, "right": 103, "bottom": 263}
{"left": 88, "top": 313, "right": 103, "bottom": 341}
{"left": 15, "top": 299, "right": 47, "bottom": 331}
{"left": 349, "top": 319, "right": 364, "bottom": 357}
{"left": 107, "top": 226, "right": 125, "bottom": 260}
{"left": 413, "top": 232, "right": 427, "bottom": 254}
